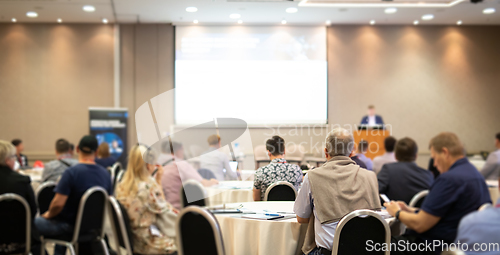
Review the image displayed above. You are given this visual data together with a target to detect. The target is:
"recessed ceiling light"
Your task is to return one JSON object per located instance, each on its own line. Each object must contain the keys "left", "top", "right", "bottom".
{"left": 422, "top": 14, "right": 434, "bottom": 20}
{"left": 229, "top": 13, "right": 241, "bottom": 19}
{"left": 384, "top": 8, "right": 397, "bottom": 14}
{"left": 281, "top": 19, "right": 287, "bottom": 24}
{"left": 370, "top": 20, "right": 376, "bottom": 25}
{"left": 483, "top": 8, "right": 495, "bottom": 14}
{"left": 102, "top": 18, "right": 108, "bottom": 24}
{"left": 12, "top": 18, "right": 17, "bottom": 23}
{"left": 286, "top": 7, "right": 298, "bottom": 13}
{"left": 57, "top": 18, "right": 62, "bottom": 23}
{"left": 26, "top": 12, "right": 38, "bottom": 18}
{"left": 457, "top": 20, "right": 462, "bottom": 25}
{"left": 193, "top": 20, "right": 199, "bottom": 24}
{"left": 237, "top": 20, "right": 243, "bottom": 24}
{"left": 186, "top": 7, "right": 198, "bottom": 13}
{"left": 83, "top": 5, "right": 95, "bottom": 12}
{"left": 326, "top": 20, "right": 331, "bottom": 25}
{"left": 413, "top": 20, "right": 419, "bottom": 25}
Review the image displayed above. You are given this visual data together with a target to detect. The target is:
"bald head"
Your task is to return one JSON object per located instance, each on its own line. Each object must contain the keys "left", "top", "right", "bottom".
{"left": 325, "top": 128, "right": 355, "bottom": 157}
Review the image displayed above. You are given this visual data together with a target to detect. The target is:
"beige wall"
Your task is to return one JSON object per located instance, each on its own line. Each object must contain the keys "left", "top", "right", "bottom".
{"left": 0, "top": 24, "right": 114, "bottom": 161}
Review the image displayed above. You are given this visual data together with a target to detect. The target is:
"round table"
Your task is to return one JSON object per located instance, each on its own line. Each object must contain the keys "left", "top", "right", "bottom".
{"left": 206, "top": 181, "right": 254, "bottom": 207}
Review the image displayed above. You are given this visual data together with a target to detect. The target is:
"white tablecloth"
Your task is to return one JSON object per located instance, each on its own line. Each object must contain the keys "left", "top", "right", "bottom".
{"left": 20, "top": 168, "right": 43, "bottom": 190}
{"left": 207, "top": 181, "right": 254, "bottom": 207}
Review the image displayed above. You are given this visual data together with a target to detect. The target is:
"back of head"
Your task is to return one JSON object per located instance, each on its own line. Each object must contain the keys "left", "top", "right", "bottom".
{"left": 170, "top": 141, "right": 183, "bottom": 155}
{"left": 395, "top": 137, "right": 418, "bottom": 162}
{"left": 358, "top": 140, "right": 369, "bottom": 153}
{"left": 11, "top": 139, "right": 22, "bottom": 147}
{"left": 429, "top": 132, "right": 464, "bottom": 157}
{"left": 384, "top": 136, "right": 397, "bottom": 153}
{"left": 0, "top": 140, "right": 16, "bottom": 166}
{"left": 97, "top": 142, "right": 110, "bottom": 158}
{"left": 120, "top": 144, "right": 154, "bottom": 197}
{"left": 207, "top": 134, "right": 220, "bottom": 146}
{"left": 266, "top": 136, "right": 285, "bottom": 156}
{"left": 496, "top": 133, "right": 500, "bottom": 142}
{"left": 55, "top": 139, "right": 71, "bottom": 154}
{"left": 325, "top": 128, "right": 354, "bottom": 157}
{"left": 77, "top": 135, "right": 98, "bottom": 157}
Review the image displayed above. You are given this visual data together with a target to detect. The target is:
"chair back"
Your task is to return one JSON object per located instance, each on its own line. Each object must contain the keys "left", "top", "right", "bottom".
{"left": 263, "top": 181, "right": 297, "bottom": 201}
{"left": 110, "top": 162, "right": 123, "bottom": 191}
{"left": 478, "top": 203, "right": 492, "bottom": 211}
{"left": 332, "top": 209, "right": 390, "bottom": 255}
{"left": 72, "top": 187, "right": 108, "bottom": 243}
{"left": 176, "top": 206, "right": 225, "bottom": 255}
{"left": 0, "top": 193, "right": 31, "bottom": 255}
{"left": 181, "top": 180, "right": 207, "bottom": 208}
{"left": 36, "top": 181, "right": 57, "bottom": 215}
{"left": 409, "top": 190, "right": 429, "bottom": 208}
{"left": 108, "top": 196, "right": 134, "bottom": 254}
{"left": 198, "top": 169, "right": 217, "bottom": 180}
{"left": 286, "top": 144, "right": 305, "bottom": 164}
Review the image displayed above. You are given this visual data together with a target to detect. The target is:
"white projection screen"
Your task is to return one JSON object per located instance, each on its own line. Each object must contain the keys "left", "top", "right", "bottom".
{"left": 175, "top": 26, "right": 327, "bottom": 125}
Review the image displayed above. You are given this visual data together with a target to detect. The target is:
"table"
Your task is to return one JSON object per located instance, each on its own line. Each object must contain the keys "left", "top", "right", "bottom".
{"left": 206, "top": 181, "right": 254, "bottom": 207}
{"left": 20, "top": 168, "right": 43, "bottom": 190}
{"left": 213, "top": 202, "right": 393, "bottom": 255}
{"left": 487, "top": 180, "right": 499, "bottom": 205}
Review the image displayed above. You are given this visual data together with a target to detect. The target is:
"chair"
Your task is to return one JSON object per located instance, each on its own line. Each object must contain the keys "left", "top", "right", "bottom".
{"left": 409, "top": 190, "right": 429, "bottom": 208}
{"left": 285, "top": 144, "right": 305, "bottom": 165}
{"left": 110, "top": 162, "right": 123, "bottom": 191}
{"left": 176, "top": 206, "right": 225, "bottom": 255}
{"left": 478, "top": 202, "right": 492, "bottom": 211}
{"left": 198, "top": 169, "right": 217, "bottom": 180}
{"left": 181, "top": 180, "right": 207, "bottom": 208}
{"left": 36, "top": 181, "right": 57, "bottom": 215}
{"left": 0, "top": 193, "right": 31, "bottom": 255}
{"left": 41, "top": 187, "right": 110, "bottom": 255}
{"left": 108, "top": 196, "right": 134, "bottom": 255}
{"left": 253, "top": 145, "right": 270, "bottom": 169}
{"left": 332, "top": 209, "right": 391, "bottom": 255}
{"left": 263, "top": 181, "right": 297, "bottom": 201}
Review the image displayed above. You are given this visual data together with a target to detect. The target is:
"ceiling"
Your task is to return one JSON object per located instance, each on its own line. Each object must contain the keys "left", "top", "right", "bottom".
{"left": 0, "top": 0, "right": 499, "bottom": 25}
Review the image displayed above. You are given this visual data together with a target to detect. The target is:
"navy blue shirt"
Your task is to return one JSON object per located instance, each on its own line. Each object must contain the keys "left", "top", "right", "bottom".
{"left": 416, "top": 158, "right": 491, "bottom": 244}
{"left": 54, "top": 163, "right": 112, "bottom": 225}
{"left": 95, "top": 157, "right": 116, "bottom": 169}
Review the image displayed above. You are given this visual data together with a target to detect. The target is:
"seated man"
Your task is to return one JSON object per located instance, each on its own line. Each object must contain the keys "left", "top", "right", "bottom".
{"left": 42, "top": 138, "right": 78, "bottom": 182}
{"left": 253, "top": 136, "right": 303, "bottom": 201}
{"left": 162, "top": 142, "right": 218, "bottom": 209}
{"left": 373, "top": 136, "right": 397, "bottom": 174}
{"left": 385, "top": 132, "right": 491, "bottom": 254}
{"left": 377, "top": 137, "right": 434, "bottom": 204}
{"left": 479, "top": 132, "right": 500, "bottom": 181}
{"left": 294, "top": 128, "right": 381, "bottom": 255}
{"left": 199, "top": 134, "right": 237, "bottom": 181}
{"left": 455, "top": 177, "right": 500, "bottom": 255}
{"left": 34, "top": 135, "right": 112, "bottom": 255}
{"left": 350, "top": 143, "right": 368, "bottom": 169}
{"left": 356, "top": 139, "right": 373, "bottom": 170}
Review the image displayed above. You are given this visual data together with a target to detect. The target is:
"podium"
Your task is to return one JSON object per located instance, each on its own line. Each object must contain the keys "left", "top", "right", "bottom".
{"left": 353, "top": 129, "right": 390, "bottom": 160}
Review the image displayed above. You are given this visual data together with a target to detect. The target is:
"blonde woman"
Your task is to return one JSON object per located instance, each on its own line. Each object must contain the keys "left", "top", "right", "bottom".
{"left": 116, "top": 145, "right": 178, "bottom": 255}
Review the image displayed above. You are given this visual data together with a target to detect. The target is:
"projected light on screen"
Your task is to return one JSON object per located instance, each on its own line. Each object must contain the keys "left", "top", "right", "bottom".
{"left": 175, "top": 26, "right": 327, "bottom": 125}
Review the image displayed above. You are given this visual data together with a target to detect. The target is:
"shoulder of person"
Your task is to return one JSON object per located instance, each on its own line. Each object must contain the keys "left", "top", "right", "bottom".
{"left": 8, "top": 170, "right": 31, "bottom": 184}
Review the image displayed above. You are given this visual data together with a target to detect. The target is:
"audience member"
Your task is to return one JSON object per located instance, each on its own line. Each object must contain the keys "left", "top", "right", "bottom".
{"left": 377, "top": 137, "right": 433, "bottom": 204}
{"left": 68, "top": 143, "right": 75, "bottom": 157}
{"left": 42, "top": 139, "right": 78, "bottom": 182}
{"left": 157, "top": 140, "right": 174, "bottom": 166}
{"left": 356, "top": 139, "right": 373, "bottom": 170}
{"left": 95, "top": 142, "right": 117, "bottom": 169}
{"left": 0, "top": 140, "right": 42, "bottom": 255}
{"left": 373, "top": 136, "right": 397, "bottom": 174}
{"left": 162, "top": 142, "right": 218, "bottom": 209}
{"left": 116, "top": 144, "right": 177, "bottom": 255}
{"left": 479, "top": 132, "right": 500, "bottom": 180}
{"left": 294, "top": 128, "right": 381, "bottom": 255}
{"left": 360, "top": 105, "right": 384, "bottom": 126}
{"left": 253, "top": 136, "right": 303, "bottom": 201}
{"left": 384, "top": 132, "right": 491, "bottom": 254}
{"left": 34, "top": 135, "right": 112, "bottom": 255}
{"left": 199, "top": 134, "right": 237, "bottom": 181}
{"left": 350, "top": 143, "right": 368, "bottom": 168}
{"left": 11, "top": 139, "right": 28, "bottom": 168}
{"left": 455, "top": 177, "right": 500, "bottom": 255}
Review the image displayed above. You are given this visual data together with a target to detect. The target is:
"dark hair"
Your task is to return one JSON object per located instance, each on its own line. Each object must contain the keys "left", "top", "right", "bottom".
{"left": 55, "top": 139, "right": 70, "bottom": 154}
{"left": 358, "top": 140, "right": 369, "bottom": 153}
{"left": 496, "top": 133, "right": 500, "bottom": 141}
{"left": 11, "top": 139, "right": 22, "bottom": 147}
{"left": 395, "top": 137, "right": 418, "bottom": 162}
{"left": 266, "top": 136, "right": 285, "bottom": 156}
{"left": 384, "top": 136, "right": 397, "bottom": 152}
{"left": 69, "top": 143, "right": 74, "bottom": 151}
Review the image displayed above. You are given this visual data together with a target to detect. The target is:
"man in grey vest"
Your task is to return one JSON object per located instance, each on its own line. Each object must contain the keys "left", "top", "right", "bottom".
{"left": 294, "top": 127, "right": 381, "bottom": 255}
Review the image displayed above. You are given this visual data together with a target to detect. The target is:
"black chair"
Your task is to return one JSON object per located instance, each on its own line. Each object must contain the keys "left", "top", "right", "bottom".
{"left": 41, "top": 186, "right": 110, "bottom": 255}
{"left": 0, "top": 193, "right": 31, "bottom": 255}
{"left": 332, "top": 209, "right": 390, "bottom": 255}
{"left": 409, "top": 190, "right": 429, "bottom": 208}
{"left": 181, "top": 180, "right": 207, "bottom": 208}
{"left": 36, "top": 181, "right": 57, "bottom": 215}
{"left": 198, "top": 169, "right": 216, "bottom": 180}
{"left": 263, "top": 181, "right": 297, "bottom": 201}
{"left": 108, "top": 196, "right": 134, "bottom": 255}
{"left": 176, "top": 206, "right": 225, "bottom": 255}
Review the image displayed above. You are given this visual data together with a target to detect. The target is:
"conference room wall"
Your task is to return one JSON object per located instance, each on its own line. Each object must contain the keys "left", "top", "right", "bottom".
{"left": 0, "top": 24, "right": 114, "bottom": 161}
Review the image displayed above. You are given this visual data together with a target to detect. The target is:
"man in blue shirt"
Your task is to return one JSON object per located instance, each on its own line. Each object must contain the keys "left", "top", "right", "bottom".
{"left": 35, "top": 135, "right": 112, "bottom": 255}
{"left": 384, "top": 132, "right": 491, "bottom": 254}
